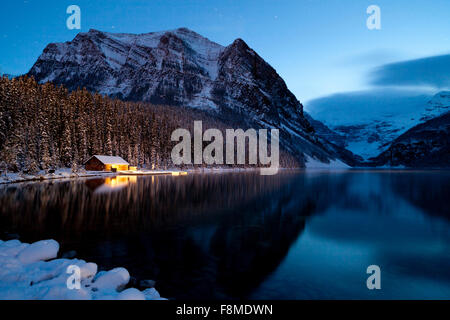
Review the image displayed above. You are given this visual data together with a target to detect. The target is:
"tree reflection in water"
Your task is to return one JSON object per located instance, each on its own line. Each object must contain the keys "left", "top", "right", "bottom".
{"left": 0, "top": 170, "right": 449, "bottom": 299}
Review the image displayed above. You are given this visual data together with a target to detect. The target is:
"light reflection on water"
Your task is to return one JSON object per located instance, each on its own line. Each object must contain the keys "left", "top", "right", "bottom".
{"left": 0, "top": 170, "right": 449, "bottom": 299}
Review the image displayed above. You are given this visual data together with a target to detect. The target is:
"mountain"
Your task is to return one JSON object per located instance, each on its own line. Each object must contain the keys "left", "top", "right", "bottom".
{"left": 305, "top": 89, "right": 450, "bottom": 160}
{"left": 28, "top": 28, "right": 358, "bottom": 167}
{"left": 29, "top": 28, "right": 222, "bottom": 107}
{"left": 372, "top": 111, "right": 450, "bottom": 168}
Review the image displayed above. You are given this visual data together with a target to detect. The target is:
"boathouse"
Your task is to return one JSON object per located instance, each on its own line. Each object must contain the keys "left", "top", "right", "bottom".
{"left": 84, "top": 155, "right": 131, "bottom": 172}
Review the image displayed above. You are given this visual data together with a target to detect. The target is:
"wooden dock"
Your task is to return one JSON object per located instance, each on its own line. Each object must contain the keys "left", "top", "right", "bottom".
{"left": 118, "top": 170, "right": 188, "bottom": 176}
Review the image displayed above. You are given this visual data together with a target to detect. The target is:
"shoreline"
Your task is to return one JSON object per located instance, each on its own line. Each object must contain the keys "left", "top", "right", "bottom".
{"left": 0, "top": 238, "right": 165, "bottom": 300}
{"left": 0, "top": 168, "right": 188, "bottom": 185}
{"left": 0, "top": 167, "right": 291, "bottom": 185}
{"left": 0, "top": 169, "right": 117, "bottom": 185}
{"left": 2, "top": 166, "right": 443, "bottom": 186}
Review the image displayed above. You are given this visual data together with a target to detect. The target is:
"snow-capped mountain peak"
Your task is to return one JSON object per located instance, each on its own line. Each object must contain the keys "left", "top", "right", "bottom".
{"left": 306, "top": 89, "right": 450, "bottom": 160}
{"left": 30, "top": 28, "right": 226, "bottom": 105}
{"left": 28, "top": 28, "right": 359, "bottom": 166}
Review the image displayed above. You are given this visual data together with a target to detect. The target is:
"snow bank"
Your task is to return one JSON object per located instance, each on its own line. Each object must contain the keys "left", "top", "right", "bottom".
{"left": 0, "top": 239, "right": 165, "bottom": 300}
{"left": 17, "top": 240, "right": 59, "bottom": 264}
{"left": 0, "top": 168, "right": 116, "bottom": 185}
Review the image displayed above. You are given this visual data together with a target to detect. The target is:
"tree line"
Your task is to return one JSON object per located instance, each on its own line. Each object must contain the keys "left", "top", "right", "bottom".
{"left": 0, "top": 76, "right": 299, "bottom": 174}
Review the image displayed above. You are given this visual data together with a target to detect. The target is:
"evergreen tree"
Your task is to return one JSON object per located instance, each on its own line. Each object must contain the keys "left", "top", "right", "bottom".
{"left": 0, "top": 75, "right": 297, "bottom": 173}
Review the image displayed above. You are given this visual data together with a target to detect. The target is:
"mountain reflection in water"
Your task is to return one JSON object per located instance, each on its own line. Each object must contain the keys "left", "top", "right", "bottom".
{"left": 0, "top": 170, "right": 449, "bottom": 299}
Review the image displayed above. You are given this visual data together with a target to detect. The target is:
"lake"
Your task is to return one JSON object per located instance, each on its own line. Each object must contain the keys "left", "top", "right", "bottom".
{"left": 0, "top": 170, "right": 449, "bottom": 299}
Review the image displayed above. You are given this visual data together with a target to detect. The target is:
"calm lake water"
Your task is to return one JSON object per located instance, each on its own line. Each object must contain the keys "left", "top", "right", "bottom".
{"left": 0, "top": 170, "right": 449, "bottom": 299}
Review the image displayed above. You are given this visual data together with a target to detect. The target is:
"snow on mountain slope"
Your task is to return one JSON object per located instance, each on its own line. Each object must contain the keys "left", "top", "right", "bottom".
{"left": 304, "top": 155, "right": 350, "bottom": 169}
{"left": 28, "top": 28, "right": 360, "bottom": 167}
{"left": 29, "top": 28, "right": 224, "bottom": 108}
{"left": 372, "top": 110, "right": 450, "bottom": 167}
{"left": 305, "top": 89, "right": 450, "bottom": 160}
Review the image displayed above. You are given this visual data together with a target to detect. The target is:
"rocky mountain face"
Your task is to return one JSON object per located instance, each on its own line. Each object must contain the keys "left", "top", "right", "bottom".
{"left": 28, "top": 28, "right": 358, "bottom": 166}
{"left": 372, "top": 111, "right": 450, "bottom": 168}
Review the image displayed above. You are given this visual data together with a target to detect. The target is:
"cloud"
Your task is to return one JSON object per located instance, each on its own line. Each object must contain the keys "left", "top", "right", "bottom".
{"left": 369, "top": 54, "right": 450, "bottom": 89}
{"left": 304, "top": 87, "right": 433, "bottom": 125}
{"left": 340, "top": 49, "right": 403, "bottom": 67}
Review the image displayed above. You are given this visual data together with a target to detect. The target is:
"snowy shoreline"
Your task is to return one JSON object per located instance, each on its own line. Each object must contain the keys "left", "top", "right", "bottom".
{"left": 0, "top": 238, "right": 165, "bottom": 300}
{"left": 0, "top": 163, "right": 354, "bottom": 186}
{"left": 0, "top": 168, "right": 117, "bottom": 185}
{"left": 0, "top": 167, "right": 277, "bottom": 185}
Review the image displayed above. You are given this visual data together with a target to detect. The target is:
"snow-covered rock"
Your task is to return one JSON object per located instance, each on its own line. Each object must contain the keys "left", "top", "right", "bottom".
{"left": 92, "top": 267, "right": 130, "bottom": 291}
{"left": 142, "top": 287, "right": 162, "bottom": 300}
{"left": 0, "top": 239, "right": 165, "bottom": 300}
{"left": 0, "top": 239, "right": 29, "bottom": 257}
{"left": 117, "top": 288, "right": 146, "bottom": 300}
{"left": 17, "top": 240, "right": 59, "bottom": 264}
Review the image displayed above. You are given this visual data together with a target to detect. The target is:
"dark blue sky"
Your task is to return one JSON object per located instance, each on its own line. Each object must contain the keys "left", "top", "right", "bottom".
{"left": 1, "top": 0, "right": 449, "bottom": 101}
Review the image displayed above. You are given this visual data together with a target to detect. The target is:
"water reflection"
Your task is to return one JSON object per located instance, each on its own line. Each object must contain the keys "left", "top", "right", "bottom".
{"left": 86, "top": 176, "right": 137, "bottom": 193}
{"left": 0, "top": 170, "right": 449, "bottom": 299}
